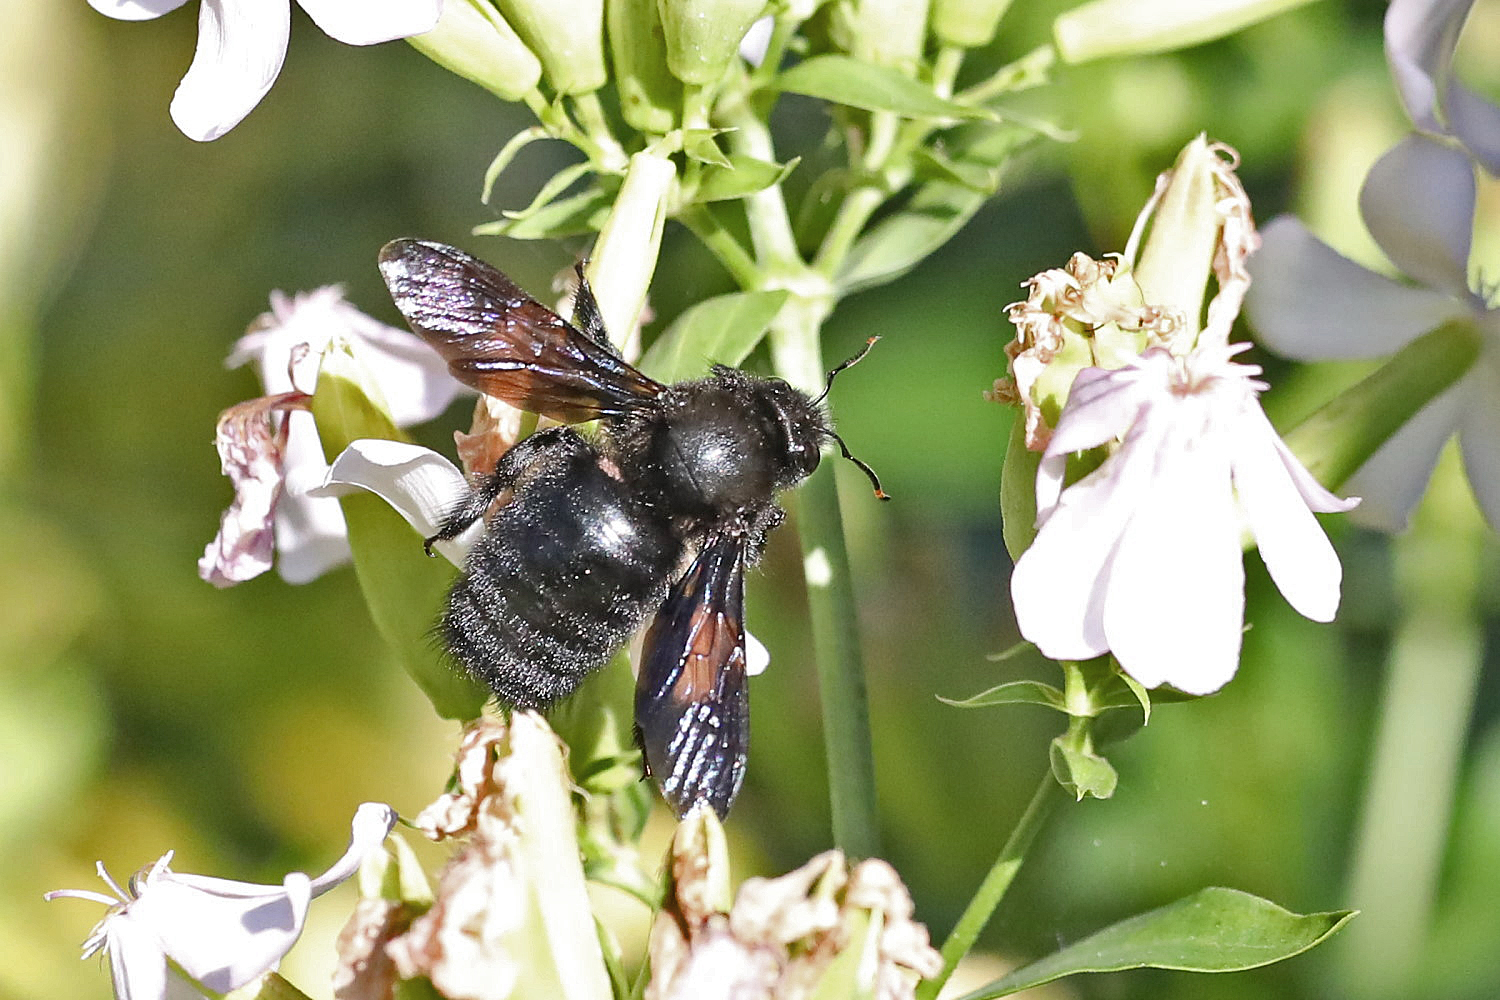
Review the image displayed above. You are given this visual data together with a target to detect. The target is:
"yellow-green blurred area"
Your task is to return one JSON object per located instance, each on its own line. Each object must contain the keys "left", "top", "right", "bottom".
{"left": 6, "top": 1, "right": 1500, "bottom": 999}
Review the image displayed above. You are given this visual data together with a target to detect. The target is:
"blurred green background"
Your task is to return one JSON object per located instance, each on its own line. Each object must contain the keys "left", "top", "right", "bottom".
{"left": 6, "top": 1, "right": 1500, "bottom": 998}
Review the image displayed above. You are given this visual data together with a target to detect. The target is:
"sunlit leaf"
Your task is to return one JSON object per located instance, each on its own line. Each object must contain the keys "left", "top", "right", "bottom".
{"left": 475, "top": 187, "right": 613, "bottom": 239}
{"left": 778, "top": 55, "right": 994, "bottom": 120}
{"left": 938, "top": 680, "right": 1065, "bottom": 711}
{"left": 959, "top": 888, "right": 1358, "bottom": 998}
{"left": 638, "top": 290, "right": 789, "bottom": 383}
{"left": 696, "top": 155, "right": 801, "bottom": 203}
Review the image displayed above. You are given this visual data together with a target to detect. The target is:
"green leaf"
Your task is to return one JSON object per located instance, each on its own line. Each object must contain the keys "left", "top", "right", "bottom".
{"left": 475, "top": 186, "right": 613, "bottom": 240}
{"left": 959, "top": 888, "right": 1358, "bottom": 999}
{"left": 682, "top": 128, "right": 733, "bottom": 168}
{"left": 777, "top": 55, "right": 994, "bottom": 120}
{"left": 938, "top": 680, "right": 1065, "bottom": 711}
{"left": 481, "top": 126, "right": 549, "bottom": 204}
{"left": 837, "top": 121, "right": 1034, "bottom": 295}
{"left": 311, "top": 365, "right": 487, "bottom": 721}
{"left": 910, "top": 147, "right": 997, "bottom": 192}
{"left": 695, "top": 154, "right": 800, "bottom": 203}
{"left": 1049, "top": 733, "right": 1117, "bottom": 801}
{"left": 638, "top": 290, "right": 789, "bottom": 383}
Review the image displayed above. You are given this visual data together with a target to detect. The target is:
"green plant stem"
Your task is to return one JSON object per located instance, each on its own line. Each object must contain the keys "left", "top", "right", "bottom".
{"left": 678, "top": 204, "right": 761, "bottom": 289}
{"left": 570, "top": 90, "right": 628, "bottom": 170}
{"left": 795, "top": 463, "right": 881, "bottom": 857}
{"left": 917, "top": 773, "right": 1062, "bottom": 1000}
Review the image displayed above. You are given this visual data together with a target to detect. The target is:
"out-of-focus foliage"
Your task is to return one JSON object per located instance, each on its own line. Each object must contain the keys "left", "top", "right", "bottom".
{"left": 9, "top": 2, "right": 1500, "bottom": 999}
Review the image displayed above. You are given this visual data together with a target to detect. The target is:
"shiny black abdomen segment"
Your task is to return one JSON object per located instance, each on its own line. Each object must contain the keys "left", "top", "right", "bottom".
{"left": 442, "top": 440, "right": 682, "bottom": 709}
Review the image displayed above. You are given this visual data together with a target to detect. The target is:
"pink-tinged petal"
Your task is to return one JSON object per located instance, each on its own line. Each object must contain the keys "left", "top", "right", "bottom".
{"left": 1044, "top": 364, "right": 1153, "bottom": 457}
{"left": 1103, "top": 442, "right": 1243, "bottom": 695}
{"left": 1231, "top": 409, "right": 1345, "bottom": 622}
{"left": 170, "top": 0, "right": 290, "bottom": 141}
{"left": 102, "top": 916, "right": 172, "bottom": 1000}
{"left": 1246, "top": 216, "right": 1463, "bottom": 360}
{"left": 1444, "top": 80, "right": 1500, "bottom": 177}
{"left": 330, "top": 309, "right": 460, "bottom": 426}
{"left": 1268, "top": 435, "right": 1361, "bottom": 514}
{"left": 1346, "top": 384, "right": 1463, "bottom": 531}
{"left": 1384, "top": 0, "right": 1472, "bottom": 135}
{"left": 1456, "top": 352, "right": 1500, "bottom": 530}
{"left": 88, "top": 0, "right": 188, "bottom": 20}
{"left": 137, "top": 873, "right": 312, "bottom": 993}
{"left": 199, "top": 396, "right": 302, "bottom": 587}
{"left": 1011, "top": 415, "right": 1168, "bottom": 660}
{"left": 309, "top": 439, "right": 477, "bottom": 566}
{"left": 297, "top": 0, "right": 443, "bottom": 46}
{"left": 1359, "top": 135, "right": 1477, "bottom": 300}
{"left": 1034, "top": 451, "right": 1068, "bottom": 523}
{"left": 272, "top": 414, "right": 350, "bottom": 584}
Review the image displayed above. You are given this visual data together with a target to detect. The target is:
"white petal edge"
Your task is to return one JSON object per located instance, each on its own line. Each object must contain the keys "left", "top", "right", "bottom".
{"left": 143, "top": 873, "right": 312, "bottom": 993}
{"left": 1359, "top": 134, "right": 1477, "bottom": 301}
{"left": 1231, "top": 408, "right": 1345, "bottom": 622}
{"left": 88, "top": 0, "right": 188, "bottom": 20}
{"left": 1011, "top": 414, "right": 1168, "bottom": 660}
{"left": 170, "top": 0, "right": 291, "bottom": 141}
{"left": 1384, "top": 0, "right": 1472, "bottom": 135}
{"left": 1102, "top": 442, "right": 1243, "bottom": 695}
{"left": 104, "top": 915, "right": 171, "bottom": 1000}
{"left": 273, "top": 415, "right": 351, "bottom": 584}
{"left": 309, "top": 439, "right": 479, "bottom": 566}
{"left": 1345, "top": 383, "right": 1463, "bottom": 532}
{"left": 1044, "top": 364, "right": 1154, "bottom": 457}
{"left": 1245, "top": 216, "right": 1463, "bottom": 360}
{"left": 297, "top": 0, "right": 443, "bottom": 46}
{"left": 1444, "top": 80, "right": 1500, "bottom": 177}
{"left": 1456, "top": 351, "right": 1500, "bottom": 531}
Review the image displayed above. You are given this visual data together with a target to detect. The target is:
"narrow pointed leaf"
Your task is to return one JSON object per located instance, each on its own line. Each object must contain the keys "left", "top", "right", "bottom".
{"left": 938, "top": 680, "right": 1066, "bottom": 711}
{"left": 638, "top": 290, "right": 789, "bottom": 383}
{"left": 778, "top": 55, "right": 995, "bottom": 120}
{"left": 695, "top": 154, "right": 800, "bottom": 203}
{"left": 475, "top": 187, "right": 613, "bottom": 239}
{"left": 959, "top": 888, "right": 1357, "bottom": 999}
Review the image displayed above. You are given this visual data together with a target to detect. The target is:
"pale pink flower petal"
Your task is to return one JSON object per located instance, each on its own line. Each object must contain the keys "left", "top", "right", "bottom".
{"left": 1346, "top": 386, "right": 1464, "bottom": 532}
{"left": 1456, "top": 354, "right": 1500, "bottom": 529}
{"left": 271, "top": 412, "right": 350, "bottom": 584}
{"left": 198, "top": 395, "right": 302, "bottom": 587}
{"left": 1385, "top": 0, "right": 1500, "bottom": 174}
{"left": 1232, "top": 407, "right": 1347, "bottom": 622}
{"left": 87, "top": 0, "right": 188, "bottom": 19}
{"left": 1102, "top": 441, "right": 1243, "bottom": 695}
{"left": 1045, "top": 363, "right": 1153, "bottom": 456}
{"left": 1247, "top": 216, "right": 1462, "bottom": 360}
{"left": 1359, "top": 134, "right": 1478, "bottom": 301}
{"left": 169, "top": 0, "right": 290, "bottom": 142}
{"left": 297, "top": 0, "right": 443, "bottom": 46}
{"left": 1443, "top": 81, "right": 1500, "bottom": 176}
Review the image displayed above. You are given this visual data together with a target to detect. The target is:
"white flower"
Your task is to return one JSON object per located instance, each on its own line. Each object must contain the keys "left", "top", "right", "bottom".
{"left": 200, "top": 287, "right": 459, "bottom": 587}
{"left": 86, "top": 0, "right": 443, "bottom": 141}
{"left": 1384, "top": 0, "right": 1500, "bottom": 174}
{"left": 1010, "top": 343, "right": 1358, "bottom": 695}
{"left": 46, "top": 803, "right": 397, "bottom": 1000}
{"left": 1246, "top": 132, "right": 1499, "bottom": 531}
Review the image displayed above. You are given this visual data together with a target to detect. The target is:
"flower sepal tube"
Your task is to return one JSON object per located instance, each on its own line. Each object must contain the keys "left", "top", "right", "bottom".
{"left": 657, "top": 0, "right": 770, "bottom": 87}
{"left": 931, "top": 0, "right": 1014, "bottom": 49}
{"left": 831, "top": 0, "right": 932, "bottom": 70}
{"left": 310, "top": 346, "right": 488, "bottom": 721}
{"left": 495, "top": 0, "right": 607, "bottom": 95}
{"left": 407, "top": 0, "right": 543, "bottom": 102}
{"left": 1053, "top": 0, "right": 1319, "bottom": 64}
{"left": 606, "top": 0, "right": 681, "bottom": 134}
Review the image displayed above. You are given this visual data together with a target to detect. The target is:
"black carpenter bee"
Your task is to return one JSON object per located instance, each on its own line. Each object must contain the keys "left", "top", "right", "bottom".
{"left": 377, "top": 239, "right": 885, "bottom": 818}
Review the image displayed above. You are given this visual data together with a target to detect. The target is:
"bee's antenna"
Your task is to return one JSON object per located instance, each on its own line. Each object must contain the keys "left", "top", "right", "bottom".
{"left": 813, "top": 336, "right": 879, "bottom": 405}
{"left": 830, "top": 431, "right": 890, "bottom": 500}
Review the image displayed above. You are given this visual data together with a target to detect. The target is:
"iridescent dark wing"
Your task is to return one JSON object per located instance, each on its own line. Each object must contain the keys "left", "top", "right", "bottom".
{"left": 635, "top": 533, "right": 749, "bottom": 819}
{"left": 378, "top": 239, "right": 664, "bottom": 423}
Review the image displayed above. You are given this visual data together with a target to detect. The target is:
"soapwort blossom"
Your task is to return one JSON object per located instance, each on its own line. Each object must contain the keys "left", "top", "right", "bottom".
{"left": 46, "top": 803, "right": 397, "bottom": 1000}
{"left": 1245, "top": 0, "right": 1500, "bottom": 530}
{"left": 86, "top": 0, "right": 443, "bottom": 141}
{"left": 199, "top": 287, "right": 458, "bottom": 587}
{"left": 1009, "top": 139, "right": 1357, "bottom": 694}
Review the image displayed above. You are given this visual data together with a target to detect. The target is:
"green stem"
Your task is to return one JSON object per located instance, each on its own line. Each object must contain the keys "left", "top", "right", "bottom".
{"left": 678, "top": 204, "right": 762, "bottom": 290}
{"left": 796, "top": 463, "right": 881, "bottom": 857}
{"left": 916, "top": 773, "right": 1062, "bottom": 1000}
{"left": 570, "top": 90, "right": 629, "bottom": 170}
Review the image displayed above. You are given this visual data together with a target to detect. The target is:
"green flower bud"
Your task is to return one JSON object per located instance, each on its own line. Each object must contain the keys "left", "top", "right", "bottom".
{"left": 586, "top": 149, "right": 678, "bottom": 351}
{"left": 495, "top": 0, "right": 607, "bottom": 94}
{"left": 931, "top": 0, "right": 1013, "bottom": 48}
{"left": 1054, "top": 0, "right": 1317, "bottom": 63}
{"left": 657, "top": 0, "right": 769, "bottom": 86}
{"left": 607, "top": 0, "right": 681, "bottom": 134}
{"left": 406, "top": 0, "right": 542, "bottom": 101}
{"left": 1131, "top": 134, "right": 1219, "bottom": 344}
{"left": 832, "top": 0, "right": 931, "bottom": 69}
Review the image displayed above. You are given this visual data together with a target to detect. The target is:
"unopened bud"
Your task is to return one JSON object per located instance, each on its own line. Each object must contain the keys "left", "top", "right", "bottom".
{"left": 832, "top": 0, "right": 932, "bottom": 68}
{"left": 608, "top": 0, "right": 681, "bottom": 133}
{"left": 495, "top": 0, "right": 607, "bottom": 94}
{"left": 658, "top": 0, "right": 770, "bottom": 86}
{"left": 407, "top": 0, "right": 542, "bottom": 101}
{"left": 1055, "top": 0, "right": 1317, "bottom": 63}
{"left": 931, "top": 0, "right": 1013, "bottom": 48}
